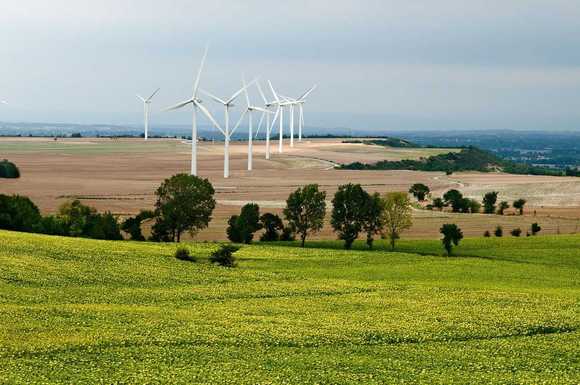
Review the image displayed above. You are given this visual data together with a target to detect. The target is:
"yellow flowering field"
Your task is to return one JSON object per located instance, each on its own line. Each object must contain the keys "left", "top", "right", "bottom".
{"left": 0, "top": 230, "right": 578, "bottom": 384}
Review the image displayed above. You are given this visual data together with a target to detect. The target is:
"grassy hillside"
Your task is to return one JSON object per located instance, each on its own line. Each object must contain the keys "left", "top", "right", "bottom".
{"left": 0, "top": 230, "right": 578, "bottom": 384}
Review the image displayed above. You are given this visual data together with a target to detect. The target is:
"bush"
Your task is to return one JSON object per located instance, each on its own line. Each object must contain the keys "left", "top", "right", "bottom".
{"left": 484, "top": 230, "right": 491, "bottom": 237}
{"left": 280, "top": 227, "right": 295, "bottom": 241}
{"left": 494, "top": 226, "right": 503, "bottom": 237}
{"left": 531, "top": 222, "right": 541, "bottom": 236}
{"left": 174, "top": 247, "right": 195, "bottom": 262}
{"left": 0, "top": 160, "right": 20, "bottom": 178}
{"left": 210, "top": 245, "right": 239, "bottom": 267}
{"left": 511, "top": 228, "right": 522, "bottom": 237}
{"left": 259, "top": 213, "right": 284, "bottom": 242}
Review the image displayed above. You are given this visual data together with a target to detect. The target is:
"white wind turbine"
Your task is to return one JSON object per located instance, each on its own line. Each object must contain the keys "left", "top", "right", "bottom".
{"left": 199, "top": 78, "right": 257, "bottom": 178}
{"left": 164, "top": 45, "right": 221, "bottom": 176}
{"left": 241, "top": 76, "right": 273, "bottom": 171}
{"left": 267, "top": 81, "right": 292, "bottom": 154}
{"left": 136, "top": 88, "right": 160, "bottom": 140}
{"left": 255, "top": 82, "right": 280, "bottom": 160}
{"left": 280, "top": 85, "right": 317, "bottom": 144}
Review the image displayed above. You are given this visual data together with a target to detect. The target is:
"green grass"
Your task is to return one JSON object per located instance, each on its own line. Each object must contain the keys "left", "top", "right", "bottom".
{"left": 0, "top": 230, "right": 578, "bottom": 384}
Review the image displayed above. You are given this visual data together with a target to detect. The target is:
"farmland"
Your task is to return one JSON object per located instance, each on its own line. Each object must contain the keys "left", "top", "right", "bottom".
{"left": 1, "top": 137, "right": 580, "bottom": 240}
{"left": 0, "top": 229, "right": 578, "bottom": 384}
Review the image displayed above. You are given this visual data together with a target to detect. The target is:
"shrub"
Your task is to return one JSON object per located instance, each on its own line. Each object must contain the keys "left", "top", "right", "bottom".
{"left": 484, "top": 230, "right": 491, "bottom": 237}
{"left": 175, "top": 247, "right": 195, "bottom": 262}
{"left": 259, "top": 213, "right": 284, "bottom": 242}
{"left": 531, "top": 223, "right": 541, "bottom": 236}
{"left": 511, "top": 228, "right": 522, "bottom": 237}
{"left": 494, "top": 226, "right": 503, "bottom": 237}
{"left": 0, "top": 160, "right": 20, "bottom": 178}
{"left": 280, "top": 227, "right": 295, "bottom": 241}
{"left": 210, "top": 245, "right": 239, "bottom": 267}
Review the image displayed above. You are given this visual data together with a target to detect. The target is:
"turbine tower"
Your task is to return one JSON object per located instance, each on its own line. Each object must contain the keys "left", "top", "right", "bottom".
{"left": 136, "top": 88, "right": 160, "bottom": 140}
{"left": 255, "top": 82, "right": 280, "bottom": 160}
{"left": 280, "top": 85, "right": 317, "bottom": 144}
{"left": 164, "top": 45, "right": 221, "bottom": 176}
{"left": 199, "top": 79, "right": 257, "bottom": 178}
{"left": 267, "top": 81, "right": 291, "bottom": 154}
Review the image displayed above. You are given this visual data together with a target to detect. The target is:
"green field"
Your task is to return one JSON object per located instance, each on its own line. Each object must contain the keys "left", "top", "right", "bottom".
{"left": 0, "top": 230, "right": 578, "bottom": 384}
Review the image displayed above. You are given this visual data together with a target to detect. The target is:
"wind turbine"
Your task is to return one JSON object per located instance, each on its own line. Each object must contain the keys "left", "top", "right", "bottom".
{"left": 267, "top": 81, "right": 292, "bottom": 154}
{"left": 241, "top": 76, "right": 273, "bottom": 171}
{"left": 255, "top": 82, "right": 280, "bottom": 160}
{"left": 136, "top": 88, "right": 159, "bottom": 140}
{"left": 164, "top": 45, "right": 221, "bottom": 176}
{"left": 199, "top": 78, "right": 257, "bottom": 178}
{"left": 280, "top": 85, "right": 317, "bottom": 144}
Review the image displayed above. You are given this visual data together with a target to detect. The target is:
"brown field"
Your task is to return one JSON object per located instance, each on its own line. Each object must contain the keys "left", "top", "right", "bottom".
{"left": 1, "top": 137, "right": 579, "bottom": 240}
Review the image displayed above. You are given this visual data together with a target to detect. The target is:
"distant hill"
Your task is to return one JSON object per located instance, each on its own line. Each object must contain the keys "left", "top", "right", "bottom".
{"left": 343, "top": 138, "right": 420, "bottom": 148}
{"left": 339, "top": 146, "right": 571, "bottom": 176}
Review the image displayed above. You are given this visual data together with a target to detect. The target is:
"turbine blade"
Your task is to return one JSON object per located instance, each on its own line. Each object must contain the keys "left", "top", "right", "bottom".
{"left": 194, "top": 100, "right": 225, "bottom": 135}
{"left": 199, "top": 89, "right": 227, "bottom": 105}
{"left": 256, "top": 82, "right": 268, "bottom": 104}
{"left": 255, "top": 110, "right": 266, "bottom": 139}
{"left": 226, "top": 78, "right": 258, "bottom": 105}
{"left": 252, "top": 106, "right": 272, "bottom": 114}
{"left": 147, "top": 88, "right": 160, "bottom": 101}
{"left": 164, "top": 99, "right": 193, "bottom": 111}
{"left": 298, "top": 85, "right": 317, "bottom": 101}
{"left": 136, "top": 94, "right": 146, "bottom": 102}
{"left": 268, "top": 80, "right": 280, "bottom": 102}
{"left": 193, "top": 44, "right": 209, "bottom": 98}
{"left": 242, "top": 74, "right": 250, "bottom": 106}
{"left": 230, "top": 109, "right": 247, "bottom": 137}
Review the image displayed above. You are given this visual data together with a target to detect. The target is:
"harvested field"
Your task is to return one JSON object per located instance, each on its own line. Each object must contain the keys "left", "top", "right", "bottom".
{"left": 1, "top": 137, "right": 579, "bottom": 240}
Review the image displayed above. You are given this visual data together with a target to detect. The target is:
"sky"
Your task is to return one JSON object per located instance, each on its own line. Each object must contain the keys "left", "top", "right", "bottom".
{"left": 1, "top": 0, "right": 580, "bottom": 132}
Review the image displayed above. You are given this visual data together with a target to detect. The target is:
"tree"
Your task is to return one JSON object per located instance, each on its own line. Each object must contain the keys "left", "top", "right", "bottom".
{"left": 58, "top": 199, "right": 95, "bottom": 237}
{"left": 531, "top": 223, "right": 541, "bottom": 236}
{"left": 494, "top": 226, "right": 503, "bottom": 237}
{"left": 432, "top": 197, "right": 445, "bottom": 211}
{"left": 482, "top": 191, "right": 499, "bottom": 214}
{"left": 259, "top": 213, "right": 284, "bottom": 242}
{"left": 440, "top": 224, "right": 463, "bottom": 256}
{"left": 443, "top": 189, "right": 466, "bottom": 213}
{"left": 466, "top": 198, "right": 481, "bottom": 214}
{"left": 0, "top": 194, "right": 42, "bottom": 232}
{"left": 121, "top": 210, "right": 155, "bottom": 241}
{"left": 513, "top": 199, "right": 527, "bottom": 215}
{"left": 331, "top": 184, "right": 368, "bottom": 249}
{"left": 284, "top": 184, "right": 326, "bottom": 247}
{"left": 497, "top": 201, "right": 510, "bottom": 215}
{"left": 381, "top": 192, "right": 413, "bottom": 250}
{"left": 0, "top": 160, "right": 20, "bottom": 178}
{"left": 361, "top": 192, "right": 386, "bottom": 249}
{"left": 227, "top": 203, "right": 262, "bottom": 244}
{"left": 409, "top": 183, "right": 430, "bottom": 201}
{"left": 511, "top": 228, "right": 522, "bottom": 237}
{"left": 153, "top": 174, "right": 216, "bottom": 242}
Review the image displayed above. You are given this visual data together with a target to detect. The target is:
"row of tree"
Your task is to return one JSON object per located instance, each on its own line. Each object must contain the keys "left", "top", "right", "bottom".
{"left": 409, "top": 183, "right": 528, "bottom": 215}
{"left": 225, "top": 184, "right": 414, "bottom": 250}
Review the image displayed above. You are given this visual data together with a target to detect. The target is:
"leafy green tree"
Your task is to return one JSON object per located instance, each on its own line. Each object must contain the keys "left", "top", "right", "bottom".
{"left": 331, "top": 184, "right": 368, "bottom": 249}
{"left": 121, "top": 210, "right": 155, "bottom": 241}
{"left": 284, "top": 184, "right": 326, "bottom": 247}
{"left": 531, "top": 223, "right": 541, "bottom": 236}
{"left": 0, "top": 160, "right": 20, "bottom": 178}
{"left": 443, "top": 189, "right": 466, "bottom": 212}
{"left": 497, "top": 201, "right": 510, "bottom": 215}
{"left": 409, "top": 183, "right": 430, "bottom": 201}
{"left": 361, "top": 192, "right": 386, "bottom": 249}
{"left": 494, "top": 225, "right": 503, "bottom": 237}
{"left": 511, "top": 228, "right": 522, "bottom": 237}
{"left": 227, "top": 203, "right": 262, "bottom": 244}
{"left": 482, "top": 191, "right": 499, "bottom": 214}
{"left": 432, "top": 197, "right": 445, "bottom": 211}
{"left": 259, "top": 213, "right": 284, "bottom": 242}
{"left": 513, "top": 199, "right": 527, "bottom": 215}
{"left": 381, "top": 192, "right": 413, "bottom": 250}
{"left": 153, "top": 174, "right": 216, "bottom": 242}
{"left": 0, "top": 194, "right": 42, "bottom": 232}
{"left": 440, "top": 223, "right": 463, "bottom": 256}
{"left": 466, "top": 198, "right": 481, "bottom": 214}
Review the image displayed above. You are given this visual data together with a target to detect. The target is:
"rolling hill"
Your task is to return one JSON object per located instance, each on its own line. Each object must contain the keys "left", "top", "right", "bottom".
{"left": 0, "top": 230, "right": 578, "bottom": 384}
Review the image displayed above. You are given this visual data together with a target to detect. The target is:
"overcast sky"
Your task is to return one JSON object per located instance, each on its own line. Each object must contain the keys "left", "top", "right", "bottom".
{"left": 1, "top": 0, "right": 580, "bottom": 131}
